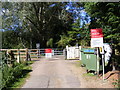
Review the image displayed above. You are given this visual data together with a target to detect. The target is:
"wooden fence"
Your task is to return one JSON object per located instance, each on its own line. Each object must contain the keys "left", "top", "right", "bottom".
{"left": 0, "top": 48, "right": 63, "bottom": 64}
{"left": 0, "top": 49, "right": 41, "bottom": 63}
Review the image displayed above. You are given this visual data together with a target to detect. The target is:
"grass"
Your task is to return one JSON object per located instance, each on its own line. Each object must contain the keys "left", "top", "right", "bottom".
{"left": 10, "top": 61, "right": 34, "bottom": 88}
{"left": 0, "top": 68, "right": 2, "bottom": 89}
{"left": 83, "top": 73, "right": 95, "bottom": 77}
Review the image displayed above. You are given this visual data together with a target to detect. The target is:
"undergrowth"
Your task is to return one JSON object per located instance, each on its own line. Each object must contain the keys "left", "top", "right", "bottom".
{"left": 1, "top": 59, "right": 34, "bottom": 89}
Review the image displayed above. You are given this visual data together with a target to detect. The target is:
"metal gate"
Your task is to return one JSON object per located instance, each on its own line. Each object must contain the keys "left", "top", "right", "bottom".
{"left": 39, "top": 48, "right": 63, "bottom": 57}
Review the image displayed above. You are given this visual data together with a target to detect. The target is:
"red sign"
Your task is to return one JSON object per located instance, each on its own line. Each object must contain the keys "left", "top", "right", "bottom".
{"left": 91, "top": 28, "right": 103, "bottom": 38}
{"left": 45, "top": 49, "right": 52, "bottom": 53}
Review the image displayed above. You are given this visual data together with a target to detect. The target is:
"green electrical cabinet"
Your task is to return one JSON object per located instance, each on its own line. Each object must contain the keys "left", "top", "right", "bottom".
{"left": 81, "top": 48, "right": 88, "bottom": 66}
{"left": 81, "top": 48, "right": 102, "bottom": 73}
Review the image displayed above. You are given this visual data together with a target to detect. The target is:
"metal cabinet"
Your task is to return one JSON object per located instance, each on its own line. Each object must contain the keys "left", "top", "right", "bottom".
{"left": 81, "top": 48, "right": 102, "bottom": 73}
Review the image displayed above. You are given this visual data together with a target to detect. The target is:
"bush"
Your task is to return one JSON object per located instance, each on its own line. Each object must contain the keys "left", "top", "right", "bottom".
{"left": 2, "top": 62, "right": 25, "bottom": 89}
{"left": 1, "top": 53, "right": 28, "bottom": 89}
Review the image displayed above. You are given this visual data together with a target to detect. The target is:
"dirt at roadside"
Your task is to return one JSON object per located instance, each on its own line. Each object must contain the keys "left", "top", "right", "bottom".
{"left": 68, "top": 60, "right": 116, "bottom": 88}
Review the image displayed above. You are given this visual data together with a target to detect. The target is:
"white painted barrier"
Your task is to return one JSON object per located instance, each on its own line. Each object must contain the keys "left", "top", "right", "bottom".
{"left": 45, "top": 49, "right": 52, "bottom": 58}
{"left": 79, "top": 46, "right": 82, "bottom": 60}
{"left": 66, "top": 46, "right": 79, "bottom": 59}
{"left": 45, "top": 53, "right": 52, "bottom": 58}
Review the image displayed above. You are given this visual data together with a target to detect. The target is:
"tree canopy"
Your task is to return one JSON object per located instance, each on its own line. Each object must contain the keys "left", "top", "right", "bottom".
{"left": 1, "top": 2, "right": 120, "bottom": 51}
{"left": 84, "top": 2, "right": 120, "bottom": 50}
{"left": 1, "top": 2, "right": 74, "bottom": 48}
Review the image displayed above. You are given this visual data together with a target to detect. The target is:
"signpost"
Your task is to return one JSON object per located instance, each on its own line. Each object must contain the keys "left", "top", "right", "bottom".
{"left": 90, "top": 28, "right": 105, "bottom": 81}
{"left": 36, "top": 43, "right": 40, "bottom": 58}
{"left": 36, "top": 43, "right": 40, "bottom": 49}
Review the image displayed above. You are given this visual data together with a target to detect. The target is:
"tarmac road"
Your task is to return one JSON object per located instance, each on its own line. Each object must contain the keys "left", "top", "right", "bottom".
{"left": 22, "top": 55, "right": 81, "bottom": 88}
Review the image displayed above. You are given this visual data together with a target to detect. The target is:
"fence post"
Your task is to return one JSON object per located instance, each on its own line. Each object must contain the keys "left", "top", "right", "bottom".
{"left": 26, "top": 48, "right": 28, "bottom": 61}
{"left": 7, "top": 49, "right": 15, "bottom": 64}
{"left": 6, "top": 50, "right": 9, "bottom": 64}
{"left": 17, "top": 49, "right": 20, "bottom": 63}
{"left": 37, "top": 49, "right": 40, "bottom": 58}
{"left": 28, "top": 49, "right": 31, "bottom": 61}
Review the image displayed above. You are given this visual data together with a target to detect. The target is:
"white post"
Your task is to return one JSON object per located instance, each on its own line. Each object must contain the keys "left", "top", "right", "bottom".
{"left": 52, "top": 50, "right": 54, "bottom": 56}
{"left": 100, "top": 46, "right": 105, "bottom": 81}
{"left": 79, "top": 46, "right": 81, "bottom": 60}
{"left": 17, "top": 49, "right": 20, "bottom": 63}
{"left": 96, "top": 47, "right": 99, "bottom": 75}
{"left": 101, "top": 46, "right": 105, "bottom": 81}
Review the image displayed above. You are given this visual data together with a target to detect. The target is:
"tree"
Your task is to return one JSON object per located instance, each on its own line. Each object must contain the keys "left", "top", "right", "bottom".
{"left": 84, "top": 2, "right": 120, "bottom": 50}
{"left": 84, "top": 2, "right": 120, "bottom": 70}
{"left": 18, "top": 2, "right": 74, "bottom": 48}
{"left": 57, "top": 2, "right": 91, "bottom": 47}
{"left": 57, "top": 18, "right": 90, "bottom": 47}
{"left": 1, "top": 2, "right": 73, "bottom": 48}
{"left": 1, "top": 2, "right": 27, "bottom": 48}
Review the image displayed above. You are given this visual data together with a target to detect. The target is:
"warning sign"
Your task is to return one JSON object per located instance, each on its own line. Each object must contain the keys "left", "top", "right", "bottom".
{"left": 91, "top": 28, "right": 103, "bottom": 47}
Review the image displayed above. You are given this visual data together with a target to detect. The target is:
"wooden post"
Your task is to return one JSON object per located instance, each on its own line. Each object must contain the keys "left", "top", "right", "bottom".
{"left": 7, "top": 49, "right": 15, "bottom": 65}
{"left": 26, "top": 48, "right": 28, "bottom": 61}
{"left": 28, "top": 49, "right": 31, "bottom": 61}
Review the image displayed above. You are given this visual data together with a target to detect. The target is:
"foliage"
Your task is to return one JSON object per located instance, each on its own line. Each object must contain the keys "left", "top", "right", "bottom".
{"left": 1, "top": 62, "right": 24, "bottom": 89}
{"left": 2, "top": 30, "right": 25, "bottom": 49}
{"left": 57, "top": 2, "right": 90, "bottom": 47}
{"left": 2, "top": 2, "right": 29, "bottom": 49}
{"left": 2, "top": 2, "right": 119, "bottom": 50}
{"left": 57, "top": 19, "right": 90, "bottom": 47}
{"left": 57, "top": 34, "right": 71, "bottom": 48}
{"left": 1, "top": 2, "right": 73, "bottom": 49}
{"left": 84, "top": 2, "right": 120, "bottom": 51}
{"left": 46, "top": 38, "right": 53, "bottom": 48}
{"left": 10, "top": 65, "right": 32, "bottom": 88}
{"left": 1, "top": 53, "right": 34, "bottom": 89}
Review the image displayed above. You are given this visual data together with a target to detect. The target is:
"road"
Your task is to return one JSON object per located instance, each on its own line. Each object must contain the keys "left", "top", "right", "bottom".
{"left": 22, "top": 55, "right": 81, "bottom": 88}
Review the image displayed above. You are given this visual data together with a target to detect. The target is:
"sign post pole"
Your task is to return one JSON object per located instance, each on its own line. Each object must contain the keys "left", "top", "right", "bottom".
{"left": 36, "top": 43, "right": 40, "bottom": 58}
{"left": 90, "top": 28, "right": 105, "bottom": 81}
{"left": 101, "top": 46, "right": 105, "bottom": 81}
{"left": 100, "top": 46, "right": 105, "bottom": 81}
{"left": 96, "top": 47, "right": 99, "bottom": 76}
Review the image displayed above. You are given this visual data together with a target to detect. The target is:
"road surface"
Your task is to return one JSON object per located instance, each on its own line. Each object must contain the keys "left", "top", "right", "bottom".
{"left": 22, "top": 55, "right": 81, "bottom": 88}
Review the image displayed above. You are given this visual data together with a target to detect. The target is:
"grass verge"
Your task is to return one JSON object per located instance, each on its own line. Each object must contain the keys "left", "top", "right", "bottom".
{"left": 10, "top": 61, "right": 34, "bottom": 88}
{"left": 83, "top": 73, "right": 95, "bottom": 77}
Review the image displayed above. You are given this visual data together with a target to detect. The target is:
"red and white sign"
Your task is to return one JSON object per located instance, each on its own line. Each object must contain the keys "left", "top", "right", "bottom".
{"left": 45, "top": 49, "right": 52, "bottom": 53}
{"left": 91, "top": 28, "right": 103, "bottom": 38}
{"left": 45, "top": 49, "right": 52, "bottom": 58}
{"left": 91, "top": 28, "right": 103, "bottom": 47}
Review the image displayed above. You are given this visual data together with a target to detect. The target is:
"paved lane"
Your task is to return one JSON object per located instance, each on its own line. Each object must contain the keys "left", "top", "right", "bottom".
{"left": 22, "top": 56, "right": 81, "bottom": 88}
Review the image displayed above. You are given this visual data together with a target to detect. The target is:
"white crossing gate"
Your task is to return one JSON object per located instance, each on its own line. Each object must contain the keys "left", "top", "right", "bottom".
{"left": 66, "top": 46, "right": 79, "bottom": 59}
